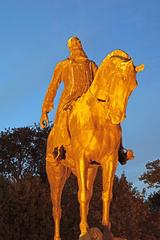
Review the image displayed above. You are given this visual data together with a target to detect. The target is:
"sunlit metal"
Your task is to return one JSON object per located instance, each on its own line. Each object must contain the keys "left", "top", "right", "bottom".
{"left": 40, "top": 37, "right": 144, "bottom": 240}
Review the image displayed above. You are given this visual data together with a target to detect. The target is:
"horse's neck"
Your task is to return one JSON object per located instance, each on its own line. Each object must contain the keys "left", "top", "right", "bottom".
{"left": 89, "top": 75, "right": 109, "bottom": 101}
{"left": 84, "top": 89, "right": 109, "bottom": 121}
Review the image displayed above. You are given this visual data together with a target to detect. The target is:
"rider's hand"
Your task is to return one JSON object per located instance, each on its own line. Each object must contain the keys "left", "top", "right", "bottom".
{"left": 40, "top": 112, "right": 49, "bottom": 129}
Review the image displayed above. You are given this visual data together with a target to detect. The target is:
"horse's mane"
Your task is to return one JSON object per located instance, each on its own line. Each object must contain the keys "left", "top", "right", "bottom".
{"left": 90, "top": 49, "right": 132, "bottom": 99}
{"left": 88, "top": 49, "right": 134, "bottom": 124}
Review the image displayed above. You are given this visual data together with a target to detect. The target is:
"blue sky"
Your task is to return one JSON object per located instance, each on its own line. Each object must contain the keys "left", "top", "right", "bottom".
{"left": 0, "top": 0, "right": 160, "bottom": 192}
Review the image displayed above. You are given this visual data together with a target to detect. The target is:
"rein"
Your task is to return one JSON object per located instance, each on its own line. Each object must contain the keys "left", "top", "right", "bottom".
{"left": 88, "top": 89, "right": 111, "bottom": 121}
{"left": 89, "top": 89, "right": 108, "bottom": 103}
{"left": 97, "top": 98, "right": 106, "bottom": 102}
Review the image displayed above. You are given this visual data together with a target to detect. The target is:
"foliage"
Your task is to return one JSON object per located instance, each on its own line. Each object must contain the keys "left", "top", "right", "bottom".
{"left": 111, "top": 174, "right": 147, "bottom": 240}
{"left": 148, "top": 190, "right": 160, "bottom": 212}
{"left": 0, "top": 124, "right": 51, "bottom": 182}
{"left": 0, "top": 175, "right": 53, "bottom": 240}
{"left": 139, "top": 159, "right": 160, "bottom": 189}
{"left": 0, "top": 126, "right": 160, "bottom": 239}
{"left": 138, "top": 159, "right": 160, "bottom": 238}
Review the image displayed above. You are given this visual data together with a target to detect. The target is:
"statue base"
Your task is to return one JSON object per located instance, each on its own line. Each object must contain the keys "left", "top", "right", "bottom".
{"left": 79, "top": 227, "right": 127, "bottom": 240}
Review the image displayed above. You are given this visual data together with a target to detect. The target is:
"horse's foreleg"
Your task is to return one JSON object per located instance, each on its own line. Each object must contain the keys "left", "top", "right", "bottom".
{"left": 102, "top": 156, "right": 118, "bottom": 228}
{"left": 86, "top": 167, "right": 98, "bottom": 216}
{"left": 46, "top": 162, "right": 70, "bottom": 240}
{"left": 76, "top": 158, "right": 89, "bottom": 237}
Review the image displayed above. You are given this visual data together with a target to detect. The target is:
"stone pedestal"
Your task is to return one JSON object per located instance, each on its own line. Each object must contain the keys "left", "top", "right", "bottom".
{"left": 79, "top": 227, "right": 127, "bottom": 240}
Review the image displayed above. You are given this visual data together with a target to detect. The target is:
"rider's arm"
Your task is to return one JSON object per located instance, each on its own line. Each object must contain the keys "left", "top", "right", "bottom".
{"left": 42, "top": 62, "right": 62, "bottom": 114}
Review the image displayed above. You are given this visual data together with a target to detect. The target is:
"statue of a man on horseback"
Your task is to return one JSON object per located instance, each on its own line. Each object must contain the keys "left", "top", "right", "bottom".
{"left": 40, "top": 37, "right": 144, "bottom": 240}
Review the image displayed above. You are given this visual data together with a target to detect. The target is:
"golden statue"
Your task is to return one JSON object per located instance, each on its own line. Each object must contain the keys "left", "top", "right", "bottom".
{"left": 40, "top": 36, "right": 144, "bottom": 240}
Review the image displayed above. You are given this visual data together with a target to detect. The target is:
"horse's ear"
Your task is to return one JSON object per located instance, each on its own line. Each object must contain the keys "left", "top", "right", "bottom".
{"left": 135, "top": 64, "right": 144, "bottom": 72}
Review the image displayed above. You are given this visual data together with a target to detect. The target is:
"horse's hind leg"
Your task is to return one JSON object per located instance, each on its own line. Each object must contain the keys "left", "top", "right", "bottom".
{"left": 46, "top": 161, "right": 71, "bottom": 240}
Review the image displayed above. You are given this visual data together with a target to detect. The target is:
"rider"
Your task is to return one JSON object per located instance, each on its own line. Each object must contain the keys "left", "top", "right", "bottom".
{"left": 40, "top": 36, "right": 98, "bottom": 164}
{"left": 40, "top": 36, "right": 133, "bottom": 165}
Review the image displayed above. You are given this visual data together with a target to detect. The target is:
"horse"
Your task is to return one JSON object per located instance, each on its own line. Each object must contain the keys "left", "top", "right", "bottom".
{"left": 46, "top": 50, "right": 144, "bottom": 240}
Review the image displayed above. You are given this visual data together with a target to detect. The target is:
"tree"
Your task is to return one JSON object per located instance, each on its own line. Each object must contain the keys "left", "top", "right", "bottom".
{"left": 148, "top": 191, "right": 160, "bottom": 212}
{"left": 139, "top": 159, "right": 160, "bottom": 188}
{"left": 0, "top": 175, "right": 53, "bottom": 240}
{"left": 0, "top": 124, "right": 51, "bottom": 182}
{"left": 1, "top": 125, "right": 160, "bottom": 239}
{"left": 110, "top": 173, "right": 148, "bottom": 240}
{"left": 139, "top": 159, "right": 160, "bottom": 239}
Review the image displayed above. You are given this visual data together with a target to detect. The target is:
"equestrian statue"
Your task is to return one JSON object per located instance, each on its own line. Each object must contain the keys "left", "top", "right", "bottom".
{"left": 40, "top": 36, "right": 144, "bottom": 240}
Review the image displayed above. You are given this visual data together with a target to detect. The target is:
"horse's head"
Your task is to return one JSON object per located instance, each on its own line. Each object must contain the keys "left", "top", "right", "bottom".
{"left": 91, "top": 50, "right": 144, "bottom": 124}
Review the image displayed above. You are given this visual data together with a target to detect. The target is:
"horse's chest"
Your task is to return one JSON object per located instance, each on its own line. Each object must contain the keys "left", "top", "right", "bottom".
{"left": 85, "top": 130, "right": 108, "bottom": 159}
{"left": 86, "top": 123, "right": 121, "bottom": 161}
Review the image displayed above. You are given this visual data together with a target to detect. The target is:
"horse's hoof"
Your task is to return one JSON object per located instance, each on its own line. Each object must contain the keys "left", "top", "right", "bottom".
{"left": 102, "top": 226, "right": 114, "bottom": 240}
{"left": 54, "top": 237, "right": 61, "bottom": 240}
{"left": 113, "top": 238, "right": 127, "bottom": 240}
{"left": 79, "top": 232, "right": 91, "bottom": 240}
{"left": 89, "top": 227, "right": 103, "bottom": 240}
